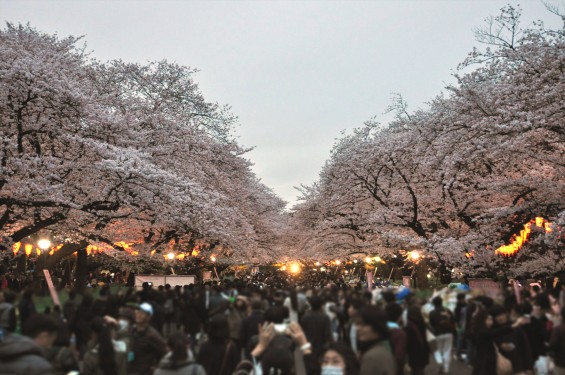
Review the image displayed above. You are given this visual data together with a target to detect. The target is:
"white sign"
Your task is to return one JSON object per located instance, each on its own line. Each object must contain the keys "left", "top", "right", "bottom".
{"left": 134, "top": 275, "right": 196, "bottom": 289}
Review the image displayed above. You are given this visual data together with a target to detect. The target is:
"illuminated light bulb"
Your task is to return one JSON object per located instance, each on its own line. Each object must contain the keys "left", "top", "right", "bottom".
{"left": 427, "top": 273, "right": 431, "bottom": 279}
{"left": 353, "top": 259, "right": 358, "bottom": 263}
{"left": 335, "top": 260, "right": 341, "bottom": 265}
{"left": 167, "top": 253, "right": 175, "bottom": 260}
{"left": 409, "top": 251, "right": 421, "bottom": 261}
{"left": 315, "top": 261, "right": 321, "bottom": 266}
{"left": 38, "top": 239, "right": 52, "bottom": 251}
{"left": 374, "top": 256, "right": 382, "bottom": 263}
{"left": 289, "top": 263, "right": 300, "bottom": 274}
{"left": 210, "top": 255, "right": 217, "bottom": 262}
{"left": 365, "top": 257, "right": 372, "bottom": 263}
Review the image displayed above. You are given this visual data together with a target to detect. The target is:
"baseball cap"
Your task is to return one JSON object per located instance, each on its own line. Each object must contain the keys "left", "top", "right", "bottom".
{"left": 138, "top": 302, "right": 154, "bottom": 316}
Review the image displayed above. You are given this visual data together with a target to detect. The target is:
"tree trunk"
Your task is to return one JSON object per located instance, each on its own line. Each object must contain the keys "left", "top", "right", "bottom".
{"left": 75, "top": 247, "right": 88, "bottom": 291}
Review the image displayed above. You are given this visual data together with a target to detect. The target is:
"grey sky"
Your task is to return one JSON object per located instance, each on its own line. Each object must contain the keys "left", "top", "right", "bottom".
{"left": 2, "top": 0, "right": 562, "bottom": 207}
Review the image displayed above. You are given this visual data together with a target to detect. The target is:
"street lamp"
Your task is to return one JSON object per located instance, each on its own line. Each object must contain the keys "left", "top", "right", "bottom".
{"left": 38, "top": 239, "right": 52, "bottom": 252}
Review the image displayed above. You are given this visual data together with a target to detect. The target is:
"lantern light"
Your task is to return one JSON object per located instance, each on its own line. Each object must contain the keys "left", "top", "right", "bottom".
{"left": 409, "top": 251, "right": 421, "bottom": 261}
{"left": 167, "top": 253, "right": 175, "bottom": 260}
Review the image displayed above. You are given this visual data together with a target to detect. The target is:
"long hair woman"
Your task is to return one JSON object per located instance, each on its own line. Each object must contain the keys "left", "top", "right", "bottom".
{"left": 82, "top": 317, "right": 127, "bottom": 375}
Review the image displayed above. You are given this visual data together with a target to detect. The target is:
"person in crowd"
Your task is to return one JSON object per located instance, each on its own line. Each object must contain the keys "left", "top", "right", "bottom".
{"left": 320, "top": 342, "right": 360, "bottom": 375}
{"left": 385, "top": 302, "right": 407, "bottom": 375}
{"left": 18, "top": 288, "right": 37, "bottom": 328}
{"left": 355, "top": 305, "right": 396, "bottom": 375}
{"left": 180, "top": 288, "right": 203, "bottom": 346}
{"left": 239, "top": 298, "right": 265, "bottom": 358}
{"left": 404, "top": 305, "right": 429, "bottom": 375}
{"left": 470, "top": 308, "right": 498, "bottom": 375}
{"left": 301, "top": 294, "right": 334, "bottom": 359}
{"left": 549, "top": 307, "right": 565, "bottom": 375}
{"left": 454, "top": 293, "right": 468, "bottom": 362}
{"left": 428, "top": 296, "right": 455, "bottom": 374}
{"left": 227, "top": 296, "right": 247, "bottom": 348}
{"left": 155, "top": 331, "right": 206, "bottom": 375}
{"left": 490, "top": 303, "right": 533, "bottom": 375}
{"left": 197, "top": 314, "right": 240, "bottom": 375}
{"left": 83, "top": 317, "right": 127, "bottom": 375}
{"left": 344, "top": 293, "right": 365, "bottom": 353}
{"left": 0, "top": 313, "right": 58, "bottom": 374}
{"left": 0, "top": 289, "right": 17, "bottom": 332}
{"left": 129, "top": 302, "right": 168, "bottom": 375}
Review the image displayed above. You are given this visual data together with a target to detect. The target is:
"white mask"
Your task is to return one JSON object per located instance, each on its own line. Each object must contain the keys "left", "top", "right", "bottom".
{"left": 321, "top": 366, "right": 344, "bottom": 375}
{"left": 118, "top": 319, "right": 129, "bottom": 330}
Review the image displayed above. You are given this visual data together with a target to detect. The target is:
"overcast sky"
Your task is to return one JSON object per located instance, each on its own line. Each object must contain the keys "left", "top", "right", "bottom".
{"left": 2, "top": 0, "right": 562, "bottom": 207}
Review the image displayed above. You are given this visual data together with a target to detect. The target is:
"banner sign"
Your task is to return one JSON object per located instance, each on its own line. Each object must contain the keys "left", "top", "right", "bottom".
{"left": 202, "top": 271, "right": 212, "bottom": 282}
{"left": 43, "top": 269, "right": 61, "bottom": 306}
{"left": 134, "top": 275, "right": 196, "bottom": 289}
{"left": 366, "top": 271, "right": 374, "bottom": 290}
{"left": 468, "top": 278, "right": 503, "bottom": 300}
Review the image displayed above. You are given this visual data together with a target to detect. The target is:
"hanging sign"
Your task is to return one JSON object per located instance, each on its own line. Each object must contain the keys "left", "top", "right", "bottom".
{"left": 43, "top": 269, "right": 61, "bottom": 306}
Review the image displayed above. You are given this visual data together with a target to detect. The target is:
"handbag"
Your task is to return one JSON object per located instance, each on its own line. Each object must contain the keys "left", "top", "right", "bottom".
{"left": 494, "top": 344, "right": 512, "bottom": 375}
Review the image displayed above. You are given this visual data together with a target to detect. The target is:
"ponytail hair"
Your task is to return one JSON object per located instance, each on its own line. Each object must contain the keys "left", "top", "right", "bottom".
{"left": 90, "top": 317, "right": 118, "bottom": 375}
{"left": 167, "top": 332, "right": 189, "bottom": 368}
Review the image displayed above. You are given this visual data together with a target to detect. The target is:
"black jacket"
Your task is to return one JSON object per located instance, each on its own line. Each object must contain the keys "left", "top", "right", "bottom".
{"left": 300, "top": 309, "right": 333, "bottom": 358}
{"left": 0, "top": 333, "right": 55, "bottom": 375}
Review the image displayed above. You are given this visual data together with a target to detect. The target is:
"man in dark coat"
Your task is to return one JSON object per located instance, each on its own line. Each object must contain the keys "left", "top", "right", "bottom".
{"left": 300, "top": 295, "right": 333, "bottom": 359}
{"left": 240, "top": 298, "right": 265, "bottom": 358}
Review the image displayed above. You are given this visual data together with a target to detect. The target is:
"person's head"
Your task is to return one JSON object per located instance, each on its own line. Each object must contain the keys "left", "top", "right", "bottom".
{"left": 309, "top": 295, "right": 323, "bottom": 310}
{"left": 347, "top": 296, "right": 365, "bottom": 319}
{"left": 322, "top": 342, "right": 360, "bottom": 375}
{"left": 432, "top": 296, "right": 443, "bottom": 308}
{"left": 472, "top": 308, "right": 493, "bottom": 335}
{"left": 385, "top": 303, "right": 403, "bottom": 324}
{"left": 135, "top": 302, "right": 153, "bottom": 326}
{"left": 251, "top": 298, "right": 263, "bottom": 312}
{"left": 234, "top": 298, "right": 247, "bottom": 312}
{"left": 261, "top": 345, "right": 294, "bottom": 375}
{"left": 167, "top": 332, "right": 190, "bottom": 366}
{"left": 354, "top": 306, "right": 390, "bottom": 342}
{"left": 406, "top": 305, "right": 426, "bottom": 327}
{"left": 490, "top": 304, "right": 508, "bottom": 325}
{"left": 208, "top": 314, "right": 230, "bottom": 342}
{"left": 457, "top": 293, "right": 466, "bottom": 302}
{"left": 23, "top": 313, "right": 59, "bottom": 350}
{"left": 0, "top": 290, "right": 15, "bottom": 304}
{"left": 265, "top": 306, "right": 288, "bottom": 324}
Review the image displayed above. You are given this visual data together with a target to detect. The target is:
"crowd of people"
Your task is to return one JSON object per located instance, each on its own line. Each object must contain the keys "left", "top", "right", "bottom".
{"left": 0, "top": 274, "right": 564, "bottom": 375}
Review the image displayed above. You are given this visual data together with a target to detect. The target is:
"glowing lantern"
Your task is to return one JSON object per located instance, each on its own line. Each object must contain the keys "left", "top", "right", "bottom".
{"left": 176, "top": 253, "right": 185, "bottom": 260}
{"left": 495, "top": 217, "right": 553, "bottom": 256}
{"left": 12, "top": 242, "right": 21, "bottom": 255}
{"left": 335, "top": 260, "right": 341, "bottom": 265}
{"left": 25, "top": 244, "right": 33, "bottom": 256}
{"left": 210, "top": 255, "right": 217, "bottom": 263}
{"left": 374, "top": 256, "right": 382, "bottom": 263}
{"left": 365, "top": 257, "right": 372, "bottom": 263}
{"left": 167, "top": 253, "right": 175, "bottom": 260}
{"left": 192, "top": 249, "right": 199, "bottom": 256}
